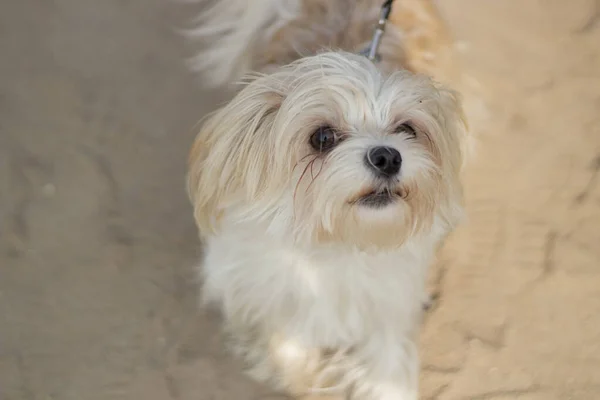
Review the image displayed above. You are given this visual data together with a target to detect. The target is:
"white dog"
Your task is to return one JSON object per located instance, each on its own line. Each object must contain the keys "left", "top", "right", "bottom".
{"left": 186, "top": 1, "right": 467, "bottom": 399}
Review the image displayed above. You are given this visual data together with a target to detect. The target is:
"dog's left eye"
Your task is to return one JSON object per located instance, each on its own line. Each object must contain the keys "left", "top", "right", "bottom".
{"left": 310, "top": 126, "right": 338, "bottom": 152}
{"left": 394, "top": 123, "right": 417, "bottom": 137}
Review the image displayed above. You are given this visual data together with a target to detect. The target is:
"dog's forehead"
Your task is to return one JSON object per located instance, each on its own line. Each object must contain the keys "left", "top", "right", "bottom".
{"left": 276, "top": 55, "right": 437, "bottom": 130}
{"left": 319, "top": 76, "right": 430, "bottom": 129}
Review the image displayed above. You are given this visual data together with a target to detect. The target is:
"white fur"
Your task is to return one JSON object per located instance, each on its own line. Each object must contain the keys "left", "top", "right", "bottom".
{"left": 188, "top": 52, "right": 466, "bottom": 399}
{"left": 186, "top": 2, "right": 466, "bottom": 399}
{"left": 187, "top": 0, "right": 301, "bottom": 86}
{"left": 185, "top": 0, "right": 400, "bottom": 88}
{"left": 202, "top": 223, "right": 429, "bottom": 397}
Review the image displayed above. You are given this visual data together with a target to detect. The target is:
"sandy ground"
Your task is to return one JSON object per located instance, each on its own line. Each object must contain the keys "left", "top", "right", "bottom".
{"left": 1, "top": 0, "right": 599, "bottom": 399}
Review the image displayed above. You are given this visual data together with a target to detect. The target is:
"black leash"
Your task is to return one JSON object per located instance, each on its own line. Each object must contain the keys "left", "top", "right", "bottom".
{"left": 359, "top": 0, "right": 395, "bottom": 62}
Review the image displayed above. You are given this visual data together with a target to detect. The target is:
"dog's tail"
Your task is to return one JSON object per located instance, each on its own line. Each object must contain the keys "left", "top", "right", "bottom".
{"left": 186, "top": 0, "right": 299, "bottom": 87}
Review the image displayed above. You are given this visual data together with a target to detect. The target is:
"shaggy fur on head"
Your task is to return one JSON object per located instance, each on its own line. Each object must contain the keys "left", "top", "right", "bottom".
{"left": 186, "top": 1, "right": 467, "bottom": 399}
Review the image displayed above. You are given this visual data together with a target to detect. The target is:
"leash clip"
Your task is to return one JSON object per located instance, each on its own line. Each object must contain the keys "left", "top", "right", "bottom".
{"left": 359, "top": 0, "right": 394, "bottom": 63}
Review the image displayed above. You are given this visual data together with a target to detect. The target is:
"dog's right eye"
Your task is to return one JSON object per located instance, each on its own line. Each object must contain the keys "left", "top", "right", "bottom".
{"left": 310, "top": 126, "right": 338, "bottom": 152}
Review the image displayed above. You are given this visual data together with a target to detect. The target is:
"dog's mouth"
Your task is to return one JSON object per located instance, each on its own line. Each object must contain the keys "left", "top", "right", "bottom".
{"left": 355, "top": 188, "right": 403, "bottom": 208}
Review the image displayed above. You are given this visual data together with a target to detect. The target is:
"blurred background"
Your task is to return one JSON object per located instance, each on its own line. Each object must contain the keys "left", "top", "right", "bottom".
{"left": 1, "top": 0, "right": 599, "bottom": 399}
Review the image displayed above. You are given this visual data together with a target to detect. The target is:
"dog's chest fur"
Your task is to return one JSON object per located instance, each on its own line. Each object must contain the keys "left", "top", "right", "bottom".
{"left": 201, "top": 225, "right": 435, "bottom": 349}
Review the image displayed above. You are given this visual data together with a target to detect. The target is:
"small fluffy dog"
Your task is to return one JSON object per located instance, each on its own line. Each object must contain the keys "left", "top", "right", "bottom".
{"left": 186, "top": 1, "right": 467, "bottom": 399}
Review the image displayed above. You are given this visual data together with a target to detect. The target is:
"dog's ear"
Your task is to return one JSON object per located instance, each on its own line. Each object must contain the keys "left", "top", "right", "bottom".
{"left": 187, "top": 85, "right": 283, "bottom": 236}
{"left": 432, "top": 86, "right": 468, "bottom": 229}
{"left": 436, "top": 86, "right": 468, "bottom": 175}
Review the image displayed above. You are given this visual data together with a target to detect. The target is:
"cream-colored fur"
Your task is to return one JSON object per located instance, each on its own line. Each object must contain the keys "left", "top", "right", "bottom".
{"left": 186, "top": 1, "right": 467, "bottom": 399}
{"left": 186, "top": 0, "right": 456, "bottom": 87}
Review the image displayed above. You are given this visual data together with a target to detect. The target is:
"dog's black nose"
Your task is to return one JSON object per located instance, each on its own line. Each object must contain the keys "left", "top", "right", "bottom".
{"left": 365, "top": 146, "right": 402, "bottom": 177}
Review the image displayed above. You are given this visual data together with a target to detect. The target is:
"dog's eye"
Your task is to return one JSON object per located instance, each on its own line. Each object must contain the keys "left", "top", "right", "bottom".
{"left": 310, "top": 126, "right": 338, "bottom": 152}
{"left": 394, "top": 123, "right": 417, "bottom": 137}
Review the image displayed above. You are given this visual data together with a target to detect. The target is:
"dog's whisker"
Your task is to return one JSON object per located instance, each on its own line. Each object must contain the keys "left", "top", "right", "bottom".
{"left": 293, "top": 156, "right": 320, "bottom": 221}
{"left": 306, "top": 159, "right": 326, "bottom": 194}
{"left": 292, "top": 153, "right": 317, "bottom": 174}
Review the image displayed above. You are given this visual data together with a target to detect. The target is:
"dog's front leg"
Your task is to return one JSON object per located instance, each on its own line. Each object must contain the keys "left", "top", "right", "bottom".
{"left": 268, "top": 335, "right": 348, "bottom": 400}
{"left": 353, "top": 373, "right": 418, "bottom": 400}
{"left": 357, "top": 382, "right": 417, "bottom": 400}
{"left": 349, "top": 338, "right": 419, "bottom": 400}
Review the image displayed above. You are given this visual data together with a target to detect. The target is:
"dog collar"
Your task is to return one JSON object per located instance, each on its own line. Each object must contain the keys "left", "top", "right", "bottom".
{"left": 359, "top": 0, "right": 395, "bottom": 63}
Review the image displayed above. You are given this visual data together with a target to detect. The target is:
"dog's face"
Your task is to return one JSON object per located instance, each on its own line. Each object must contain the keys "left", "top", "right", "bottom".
{"left": 188, "top": 52, "right": 466, "bottom": 249}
